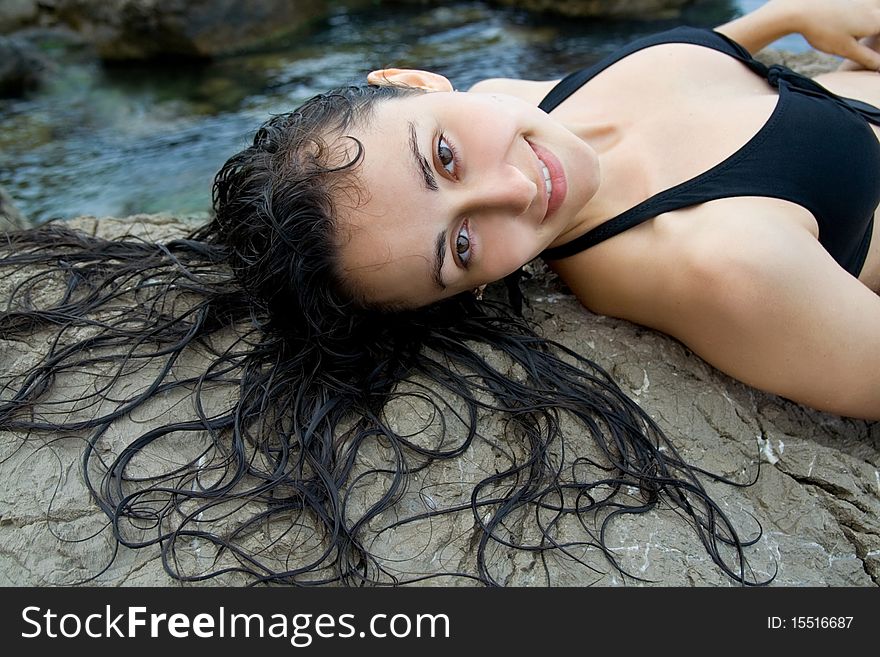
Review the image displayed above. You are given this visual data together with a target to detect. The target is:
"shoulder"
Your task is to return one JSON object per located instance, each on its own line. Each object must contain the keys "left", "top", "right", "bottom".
{"left": 554, "top": 198, "right": 820, "bottom": 323}
{"left": 467, "top": 78, "right": 559, "bottom": 105}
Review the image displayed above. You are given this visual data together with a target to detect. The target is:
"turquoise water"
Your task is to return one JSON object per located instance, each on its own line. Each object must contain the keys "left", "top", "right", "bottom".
{"left": 0, "top": 1, "right": 802, "bottom": 225}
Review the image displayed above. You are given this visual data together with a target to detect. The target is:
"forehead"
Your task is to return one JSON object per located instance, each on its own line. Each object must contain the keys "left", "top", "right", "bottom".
{"left": 336, "top": 94, "right": 451, "bottom": 307}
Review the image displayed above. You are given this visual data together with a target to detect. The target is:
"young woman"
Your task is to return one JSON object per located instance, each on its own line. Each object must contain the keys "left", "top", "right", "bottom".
{"left": 342, "top": 0, "right": 880, "bottom": 420}
{"left": 0, "top": 0, "right": 876, "bottom": 587}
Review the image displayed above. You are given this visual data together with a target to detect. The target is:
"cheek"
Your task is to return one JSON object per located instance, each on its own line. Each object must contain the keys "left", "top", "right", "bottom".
{"left": 462, "top": 105, "right": 520, "bottom": 148}
{"left": 479, "top": 222, "right": 542, "bottom": 280}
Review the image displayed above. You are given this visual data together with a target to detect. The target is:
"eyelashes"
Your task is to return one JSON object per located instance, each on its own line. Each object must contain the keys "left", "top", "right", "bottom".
{"left": 455, "top": 218, "right": 472, "bottom": 267}
{"left": 437, "top": 133, "right": 457, "bottom": 178}
{"left": 435, "top": 132, "right": 472, "bottom": 268}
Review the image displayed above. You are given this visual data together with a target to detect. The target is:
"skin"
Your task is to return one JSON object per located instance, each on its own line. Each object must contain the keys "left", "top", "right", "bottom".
{"left": 335, "top": 85, "right": 601, "bottom": 307}
{"left": 336, "top": 0, "right": 880, "bottom": 420}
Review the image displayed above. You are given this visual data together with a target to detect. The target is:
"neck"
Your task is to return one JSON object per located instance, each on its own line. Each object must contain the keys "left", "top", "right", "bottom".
{"left": 567, "top": 120, "right": 623, "bottom": 154}
{"left": 557, "top": 118, "right": 646, "bottom": 243}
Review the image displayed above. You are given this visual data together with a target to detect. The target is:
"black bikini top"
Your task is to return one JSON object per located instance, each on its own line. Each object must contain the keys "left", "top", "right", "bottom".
{"left": 539, "top": 27, "right": 880, "bottom": 277}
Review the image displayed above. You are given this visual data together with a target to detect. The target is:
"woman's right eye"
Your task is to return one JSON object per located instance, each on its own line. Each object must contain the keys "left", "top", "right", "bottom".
{"left": 437, "top": 134, "right": 457, "bottom": 177}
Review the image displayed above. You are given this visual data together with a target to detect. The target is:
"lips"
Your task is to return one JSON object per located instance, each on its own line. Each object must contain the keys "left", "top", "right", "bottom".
{"left": 527, "top": 140, "right": 567, "bottom": 224}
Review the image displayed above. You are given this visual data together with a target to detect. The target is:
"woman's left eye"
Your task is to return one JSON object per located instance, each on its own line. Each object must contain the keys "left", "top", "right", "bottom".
{"left": 437, "top": 134, "right": 456, "bottom": 176}
{"left": 455, "top": 219, "right": 472, "bottom": 267}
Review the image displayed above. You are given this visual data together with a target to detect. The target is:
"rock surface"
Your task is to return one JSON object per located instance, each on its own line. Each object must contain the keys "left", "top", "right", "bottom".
{"left": 29, "top": 0, "right": 330, "bottom": 60}
{"left": 0, "top": 186, "right": 27, "bottom": 230}
{"left": 0, "top": 35, "right": 50, "bottom": 96}
{"left": 0, "top": 0, "right": 39, "bottom": 33}
{"left": 0, "top": 214, "right": 877, "bottom": 587}
{"left": 2, "top": 1, "right": 699, "bottom": 60}
{"left": 1, "top": 45, "right": 878, "bottom": 589}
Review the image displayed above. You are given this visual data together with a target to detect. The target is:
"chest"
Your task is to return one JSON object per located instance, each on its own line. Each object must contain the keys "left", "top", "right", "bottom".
{"left": 549, "top": 44, "right": 880, "bottom": 278}
{"left": 551, "top": 46, "right": 786, "bottom": 205}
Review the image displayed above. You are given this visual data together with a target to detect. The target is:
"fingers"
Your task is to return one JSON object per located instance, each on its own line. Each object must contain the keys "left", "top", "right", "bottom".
{"left": 842, "top": 34, "right": 880, "bottom": 71}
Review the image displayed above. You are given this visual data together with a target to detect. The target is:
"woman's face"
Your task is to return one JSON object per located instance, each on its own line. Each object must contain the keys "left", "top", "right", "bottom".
{"left": 336, "top": 83, "right": 600, "bottom": 307}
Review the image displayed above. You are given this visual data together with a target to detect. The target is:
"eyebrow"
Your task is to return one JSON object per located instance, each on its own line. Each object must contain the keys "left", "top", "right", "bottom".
{"left": 432, "top": 230, "right": 447, "bottom": 291}
{"left": 408, "top": 121, "right": 437, "bottom": 191}
{"left": 408, "top": 121, "right": 446, "bottom": 290}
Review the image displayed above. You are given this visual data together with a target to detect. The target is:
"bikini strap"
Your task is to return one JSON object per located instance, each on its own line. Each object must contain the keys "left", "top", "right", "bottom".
{"left": 538, "top": 26, "right": 753, "bottom": 113}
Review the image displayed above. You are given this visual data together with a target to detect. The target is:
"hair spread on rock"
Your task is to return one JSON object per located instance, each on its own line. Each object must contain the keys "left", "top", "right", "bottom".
{"left": 0, "top": 85, "right": 769, "bottom": 586}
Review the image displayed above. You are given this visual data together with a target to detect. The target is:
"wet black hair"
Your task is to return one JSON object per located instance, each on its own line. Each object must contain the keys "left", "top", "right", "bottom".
{"left": 0, "top": 85, "right": 769, "bottom": 585}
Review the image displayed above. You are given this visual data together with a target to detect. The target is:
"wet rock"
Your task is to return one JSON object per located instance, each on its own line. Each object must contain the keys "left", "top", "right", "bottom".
{"left": 2, "top": 48, "right": 875, "bottom": 589}
{"left": 0, "top": 214, "right": 876, "bottom": 587}
{"left": 0, "top": 0, "right": 40, "bottom": 34}
{"left": 0, "top": 35, "right": 50, "bottom": 96}
{"left": 45, "top": 0, "right": 330, "bottom": 60}
{"left": 0, "top": 186, "right": 27, "bottom": 230}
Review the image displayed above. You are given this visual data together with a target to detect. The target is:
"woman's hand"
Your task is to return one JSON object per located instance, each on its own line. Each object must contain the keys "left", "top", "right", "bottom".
{"left": 718, "top": 0, "right": 880, "bottom": 68}
{"left": 787, "top": 0, "right": 880, "bottom": 69}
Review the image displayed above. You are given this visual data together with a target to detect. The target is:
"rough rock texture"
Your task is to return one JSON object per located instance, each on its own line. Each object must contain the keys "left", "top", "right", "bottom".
{"left": 37, "top": 0, "right": 330, "bottom": 60}
{"left": 0, "top": 214, "right": 877, "bottom": 588}
{"left": 754, "top": 48, "right": 841, "bottom": 78}
{"left": 491, "top": 0, "right": 692, "bottom": 18}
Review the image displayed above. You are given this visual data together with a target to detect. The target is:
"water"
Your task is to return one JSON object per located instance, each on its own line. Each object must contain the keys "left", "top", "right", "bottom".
{"left": 0, "top": 1, "right": 808, "bottom": 225}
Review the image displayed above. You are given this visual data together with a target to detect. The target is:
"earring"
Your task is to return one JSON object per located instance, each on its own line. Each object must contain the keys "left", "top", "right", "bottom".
{"left": 472, "top": 284, "right": 486, "bottom": 301}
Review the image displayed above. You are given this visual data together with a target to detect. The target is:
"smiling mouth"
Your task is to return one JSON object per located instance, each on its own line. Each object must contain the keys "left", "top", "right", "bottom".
{"left": 527, "top": 140, "right": 566, "bottom": 223}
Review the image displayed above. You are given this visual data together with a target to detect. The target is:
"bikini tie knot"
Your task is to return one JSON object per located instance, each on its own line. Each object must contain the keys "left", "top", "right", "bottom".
{"left": 765, "top": 62, "right": 878, "bottom": 122}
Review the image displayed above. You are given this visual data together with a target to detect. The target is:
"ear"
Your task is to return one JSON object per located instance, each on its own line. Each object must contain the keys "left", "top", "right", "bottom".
{"left": 366, "top": 68, "right": 453, "bottom": 92}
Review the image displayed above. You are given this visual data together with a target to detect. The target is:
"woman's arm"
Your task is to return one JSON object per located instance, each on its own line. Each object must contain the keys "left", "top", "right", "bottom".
{"left": 644, "top": 209, "right": 880, "bottom": 420}
{"left": 717, "top": 0, "right": 880, "bottom": 69}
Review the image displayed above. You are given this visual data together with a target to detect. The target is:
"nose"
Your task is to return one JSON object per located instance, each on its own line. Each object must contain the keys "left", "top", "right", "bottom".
{"left": 457, "top": 161, "right": 537, "bottom": 217}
